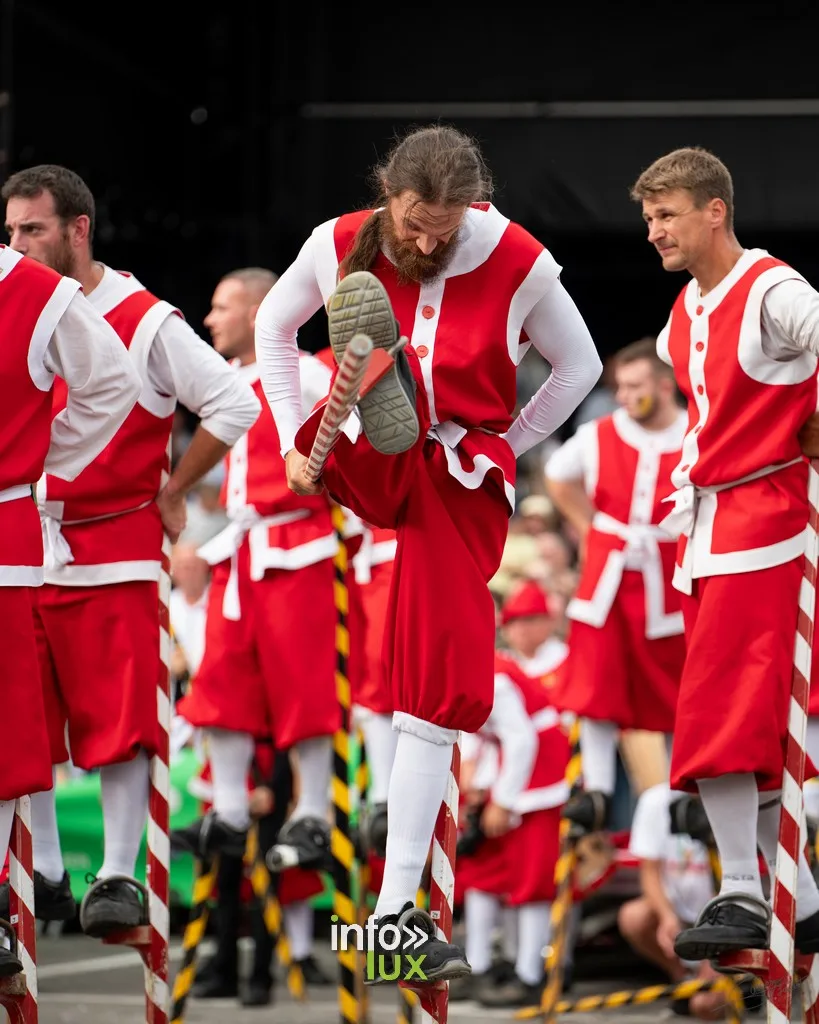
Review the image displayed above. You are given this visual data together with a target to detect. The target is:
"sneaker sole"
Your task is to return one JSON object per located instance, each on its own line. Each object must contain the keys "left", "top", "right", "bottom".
{"left": 81, "top": 908, "right": 146, "bottom": 938}
{"left": 674, "top": 931, "right": 768, "bottom": 963}
{"left": 327, "top": 272, "right": 419, "bottom": 455}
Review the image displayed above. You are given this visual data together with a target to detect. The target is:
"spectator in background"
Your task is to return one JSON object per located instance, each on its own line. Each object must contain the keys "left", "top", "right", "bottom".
{"left": 618, "top": 783, "right": 732, "bottom": 1021}
{"left": 169, "top": 542, "right": 210, "bottom": 702}
{"left": 570, "top": 351, "right": 619, "bottom": 428}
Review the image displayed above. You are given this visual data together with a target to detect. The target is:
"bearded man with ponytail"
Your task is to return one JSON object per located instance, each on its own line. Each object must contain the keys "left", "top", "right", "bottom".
{"left": 253, "top": 124, "right": 602, "bottom": 982}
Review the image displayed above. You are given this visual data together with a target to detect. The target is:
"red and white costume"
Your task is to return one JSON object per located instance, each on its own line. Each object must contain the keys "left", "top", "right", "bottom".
{"left": 0, "top": 246, "right": 140, "bottom": 797}
{"left": 457, "top": 652, "right": 571, "bottom": 906}
{"left": 35, "top": 265, "right": 260, "bottom": 770}
{"left": 351, "top": 525, "right": 396, "bottom": 719}
{"left": 178, "top": 354, "right": 340, "bottom": 748}
{"left": 546, "top": 407, "right": 688, "bottom": 732}
{"left": 657, "top": 249, "right": 819, "bottom": 792}
{"left": 255, "top": 204, "right": 601, "bottom": 738}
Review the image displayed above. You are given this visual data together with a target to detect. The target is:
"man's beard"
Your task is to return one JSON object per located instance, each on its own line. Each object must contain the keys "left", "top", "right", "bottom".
{"left": 38, "top": 229, "right": 75, "bottom": 278}
{"left": 379, "top": 212, "right": 459, "bottom": 284}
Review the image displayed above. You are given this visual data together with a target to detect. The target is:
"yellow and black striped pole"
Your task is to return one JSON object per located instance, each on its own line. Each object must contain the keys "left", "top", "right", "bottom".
{"left": 245, "top": 824, "right": 306, "bottom": 1001}
{"left": 354, "top": 729, "right": 371, "bottom": 1023}
{"left": 516, "top": 973, "right": 750, "bottom": 1022}
{"left": 169, "top": 855, "right": 219, "bottom": 1023}
{"left": 538, "top": 717, "right": 583, "bottom": 1024}
{"left": 331, "top": 505, "right": 368, "bottom": 1024}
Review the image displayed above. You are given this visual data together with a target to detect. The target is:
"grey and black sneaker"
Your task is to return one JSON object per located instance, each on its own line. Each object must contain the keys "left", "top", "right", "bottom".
{"left": 674, "top": 893, "right": 770, "bottom": 962}
{"left": 170, "top": 811, "right": 248, "bottom": 860}
{"left": 364, "top": 902, "right": 470, "bottom": 986}
{"left": 0, "top": 869, "right": 75, "bottom": 922}
{"left": 362, "top": 803, "right": 389, "bottom": 859}
{"left": 0, "top": 920, "right": 22, "bottom": 977}
{"left": 266, "top": 816, "right": 333, "bottom": 873}
{"left": 561, "top": 790, "right": 612, "bottom": 837}
{"left": 79, "top": 875, "right": 148, "bottom": 938}
{"left": 327, "top": 272, "right": 419, "bottom": 455}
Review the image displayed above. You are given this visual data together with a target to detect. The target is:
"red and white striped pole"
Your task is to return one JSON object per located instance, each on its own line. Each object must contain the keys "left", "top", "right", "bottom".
{"left": 409, "top": 741, "right": 461, "bottom": 1024}
{"left": 143, "top": 463, "right": 173, "bottom": 1022}
{"left": 7, "top": 796, "right": 38, "bottom": 1023}
{"left": 305, "top": 334, "right": 374, "bottom": 484}
{"left": 765, "top": 459, "right": 819, "bottom": 1024}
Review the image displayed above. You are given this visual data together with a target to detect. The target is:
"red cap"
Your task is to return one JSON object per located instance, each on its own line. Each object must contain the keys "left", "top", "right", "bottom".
{"left": 500, "top": 580, "right": 553, "bottom": 625}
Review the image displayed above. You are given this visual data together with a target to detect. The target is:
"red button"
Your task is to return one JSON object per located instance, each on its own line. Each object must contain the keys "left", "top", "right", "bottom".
{"left": 422, "top": 305, "right": 435, "bottom": 319}
{"left": 695, "top": 342, "right": 705, "bottom": 352}
{"left": 696, "top": 385, "right": 704, "bottom": 395}
{"left": 694, "top": 426, "right": 702, "bottom": 433}
{"left": 416, "top": 345, "right": 429, "bottom": 358}
{"left": 681, "top": 464, "right": 690, "bottom": 472}
{"left": 696, "top": 305, "right": 704, "bottom": 315}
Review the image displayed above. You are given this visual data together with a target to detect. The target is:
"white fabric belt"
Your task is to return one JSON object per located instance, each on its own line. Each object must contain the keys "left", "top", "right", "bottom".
{"left": 0, "top": 485, "right": 33, "bottom": 504}
{"left": 197, "top": 506, "right": 310, "bottom": 621}
{"left": 594, "top": 511, "right": 673, "bottom": 570}
{"left": 660, "top": 458, "right": 803, "bottom": 540}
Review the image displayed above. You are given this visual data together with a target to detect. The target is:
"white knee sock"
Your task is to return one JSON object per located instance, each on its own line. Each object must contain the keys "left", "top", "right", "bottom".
{"left": 31, "top": 773, "right": 65, "bottom": 883}
{"left": 374, "top": 732, "right": 453, "bottom": 917}
{"left": 516, "top": 902, "right": 551, "bottom": 986}
{"left": 502, "top": 904, "right": 519, "bottom": 961}
{"left": 361, "top": 714, "right": 398, "bottom": 805}
{"left": 580, "top": 719, "right": 618, "bottom": 795}
{"left": 0, "top": 801, "right": 18, "bottom": 879}
{"left": 464, "top": 889, "right": 500, "bottom": 975}
{"left": 284, "top": 900, "right": 313, "bottom": 960}
{"left": 290, "top": 736, "right": 333, "bottom": 821}
{"left": 697, "top": 775, "right": 764, "bottom": 909}
{"left": 756, "top": 791, "right": 819, "bottom": 921}
{"left": 99, "top": 751, "right": 150, "bottom": 880}
{"left": 207, "top": 728, "right": 254, "bottom": 830}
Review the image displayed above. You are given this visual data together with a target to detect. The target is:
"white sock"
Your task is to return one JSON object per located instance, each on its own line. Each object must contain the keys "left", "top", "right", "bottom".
{"left": 756, "top": 790, "right": 819, "bottom": 922}
{"left": 99, "top": 751, "right": 150, "bottom": 880}
{"left": 31, "top": 774, "right": 65, "bottom": 883}
{"left": 698, "top": 775, "right": 764, "bottom": 909}
{"left": 207, "top": 728, "right": 254, "bottom": 830}
{"left": 291, "top": 736, "right": 333, "bottom": 822}
{"left": 464, "top": 889, "right": 500, "bottom": 975}
{"left": 502, "top": 904, "right": 519, "bottom": 962}
{"left": 580, "top": 719, "right": 618, "bottom": 795}
{"left": 374, "top": 732, "right": 453, "bottom": 916}
{"left": 284, "top": 900, "right": 313, "bottom": 960}
{"left": 516, "top": 902, "right": 551, "bottom": 986}
{"left": 0, "top": 801, "right": 17, "bottom": 877}
{"left": 361, "top": 714, "right": 398, "bottom": 805}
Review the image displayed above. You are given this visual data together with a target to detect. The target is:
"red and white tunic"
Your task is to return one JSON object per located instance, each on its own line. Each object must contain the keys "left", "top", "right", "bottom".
{"left": 255, "top": 203, "right": 602, "bottom": 513}
{"left": 546, "top": 407, "right": 687, "bottom": 638}
{"left": 38, "top": 265, "right": 259, "bottom": 585}
{"left": 0, "top": 247, "right": 140, "bottom": 586}
{"left": 195, "top": 356, "right": 338, "bottom": 619}
{"left": 658, "top": 249, "right": 819, "bottom": 594}
{"left": 463, "top": 652, "right": 571, "bottom": 816}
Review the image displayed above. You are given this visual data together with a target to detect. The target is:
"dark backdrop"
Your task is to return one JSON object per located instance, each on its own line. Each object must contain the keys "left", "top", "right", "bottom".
{"left": 4, "top": 2, "right": 819, "bottom": 357}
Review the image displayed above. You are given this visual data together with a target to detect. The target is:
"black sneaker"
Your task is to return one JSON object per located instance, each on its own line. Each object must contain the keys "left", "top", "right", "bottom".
{"left": 674, "top": 894, "right": 770, "bottom": 962}
{"left": 478, "top": 975, "right": 543, "bottom": 1008}
{"left": 363, "top": 902, "right": 470, "bottom": 986}
{"left": 669, "top": 795, "right": 714, "bottom": 845}
{"left": 192, "top": 973, "right": 239, "bottom": 999}
{"left": 449, "top": 970, "right": 491, "bottom": 1002}
{"left": 171, "top": 811, "right": 248, "bottom": 859}
{"left": 327, "top": 272, "right": 419, "bottom": 456}
{"left": 295, "top": 954, "right": 332, "bottom": 986}
{"left": 362, "top": 804, "right": 388, "bottom": 859}
{"left": 266, "top": 817, "right": 333, "bottom": 872}
{"left": 240, "top": 981, "right": 272, "bottom": 1006}
{"left": 78, "top": 875, "right": 148, "bottom": 938}
{"left": 795, "top": 908, "right": 819, "bottom": 954}
{"left": 0, "top": 870, "right": 75, "bottom": 923}
{"left": 561, "top": 791, "right": 612, "bottom": 836}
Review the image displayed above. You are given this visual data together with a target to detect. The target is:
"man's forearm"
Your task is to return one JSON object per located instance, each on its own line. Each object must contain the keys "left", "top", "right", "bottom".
{"left": 164, "top": 426, "right": 230, "bottom": 499}
{"left": 545, "top": 478, "right": 596, "bottom": 537}
{"left": 640, "top": 860, "right": 678, "bottom": 922}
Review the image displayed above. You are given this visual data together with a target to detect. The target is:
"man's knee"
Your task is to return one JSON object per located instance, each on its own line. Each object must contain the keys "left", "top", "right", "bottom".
{"left": 617, "top": 897, "right": 655, "bottom": 941}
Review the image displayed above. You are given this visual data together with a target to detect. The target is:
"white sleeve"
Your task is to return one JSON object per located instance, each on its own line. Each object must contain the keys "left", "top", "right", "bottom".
{"left": 146, "top": 315, "right": 261, "bottom": 446}
{"left": 544, "top": 427, "right": 588, "bottom": 482}
{"left": 504, "top": 281, "right": 603, "bottom": 457}
{"left": 299, "top": 353, "right": 333, "bottom": 416}
{"left": 760, "top": 278, "right": 819, "bottom": 357}
{"left": 486, "top": 674, "right": 539, "bottom": 810}
{"left": 628, "top": 784, "right": 671, "bottom": 861}
{"left": 43, "top": 291, "right": 142, "bottom": 481}
{"left": 255, "top": 233, "right": 327, "bottom": 454}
